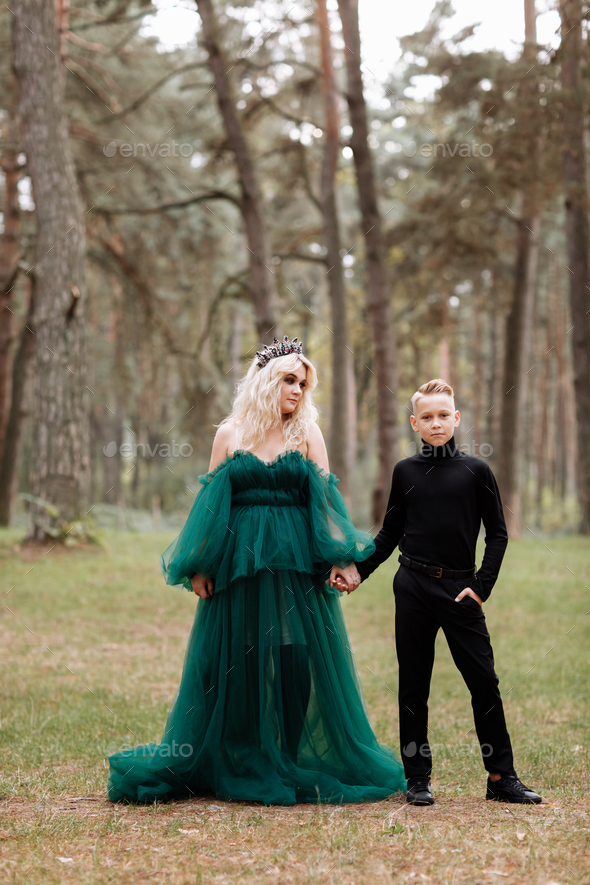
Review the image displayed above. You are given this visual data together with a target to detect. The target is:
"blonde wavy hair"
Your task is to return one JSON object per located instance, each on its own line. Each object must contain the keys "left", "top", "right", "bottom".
{"left": 220, "top": 352, "right": 318, "bottom": 451}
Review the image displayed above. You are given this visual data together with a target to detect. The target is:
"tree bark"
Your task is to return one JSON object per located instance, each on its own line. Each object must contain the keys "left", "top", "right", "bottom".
{"left": 490, "top": 308, "right": 504, "bottom": 458}
{"left": 337, "top": 0, "right": 398, "bottom": 524}
{"left": 316, "top": 0, "right": 350, "bottom": 498}
{"left": 496, "top": 1, "right": 540, "bottom": 538}
{"left": 0, "top": 83, "right": 23, "bottom": 462}
{"left": 496, "top": 211, "right": 540, "bottom": 536}
{"left": 558, "top": 0, "right": 590, "bottom": 532}
{"left": 230, "top": 303, "right": 243, "bottom": 395}
{"left": 347, "top": 351, "right": 357, "bottom": 489}
{"left": 438, "top": 283, "right": 451, "bottom": 381}
{"left": 99, "top": 402, "right": 123, "bottom": 504}
{"left": 195, "top": 0, "right": 277, "bottom": 345}
{"left": 534, "top": 307, "right": 550, "bottom": 523}
{"left": 0, "top": 278, "right": 36, "bottom": 525}
{"left": 472, "top": 289, "right": 485, "bottom": 451}
{"left": 552, "top": 266, "right": 568, "bottom": 500}
{"left": 12, "top": 0, "right": 90, "bottom": 541}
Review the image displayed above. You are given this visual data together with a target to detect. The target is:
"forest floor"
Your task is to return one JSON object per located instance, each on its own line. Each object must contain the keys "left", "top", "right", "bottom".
{"left": 0, "top": 527, "right": 588, "bottom": 884}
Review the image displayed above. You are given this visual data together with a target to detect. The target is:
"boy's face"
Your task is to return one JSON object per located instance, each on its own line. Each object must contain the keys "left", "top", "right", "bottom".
{"left": 410, "top": 393, "right": 460, "bottom": 446}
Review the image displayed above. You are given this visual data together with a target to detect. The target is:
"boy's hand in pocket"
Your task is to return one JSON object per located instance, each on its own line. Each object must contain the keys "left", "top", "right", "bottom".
{"left": 455, "top": 586, "right": 483, "bottom": 606}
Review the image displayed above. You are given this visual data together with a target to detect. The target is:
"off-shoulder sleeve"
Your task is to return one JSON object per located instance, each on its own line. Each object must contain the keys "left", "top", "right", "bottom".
{"left": 159, "top": 457, "right": 233, "bottom": 592}
{"left": 306, "top": 458, "right": 375, "bottom": 572}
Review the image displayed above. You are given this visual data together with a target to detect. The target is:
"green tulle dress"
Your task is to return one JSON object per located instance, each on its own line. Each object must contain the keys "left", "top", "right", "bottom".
{"left": 107, "top": 449, "right": 406, "bottom": 805}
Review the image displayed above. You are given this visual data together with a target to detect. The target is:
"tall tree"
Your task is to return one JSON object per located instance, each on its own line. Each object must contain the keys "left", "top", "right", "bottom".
{"left": 337, "top": 0, "right": 398, "bottom": 524}
{"left": 558, "top": 0, "right": 590, "bottom": 532}
{"left": 315, "top": 0, "right": 350, "bottom": 497}
{"left": 195, "top": 0, "right": 277, "bottom": 345}
{"left": 12, "top": 0, "right": 90, "bottom": 541}
{"left": 0, "top": 79, "right": 23, "bottom": 465}
{"left": 0, "top": 279, "right": 36, "bottom": 525}
{"left": 496, "top": 0, "right": 541, "bottom": 537}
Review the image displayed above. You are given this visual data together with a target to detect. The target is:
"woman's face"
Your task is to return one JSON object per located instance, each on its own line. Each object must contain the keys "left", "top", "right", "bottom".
{"left": 280, "top": 363, "right": 308, "bottom": 416}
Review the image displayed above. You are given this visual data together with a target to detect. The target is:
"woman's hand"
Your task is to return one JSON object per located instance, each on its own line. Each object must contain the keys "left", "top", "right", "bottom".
{"left": 191, "top": 574, "right": 214, "bottom": 598}
{"left": 327, "top": 563, "right": 361, "bottom": 594}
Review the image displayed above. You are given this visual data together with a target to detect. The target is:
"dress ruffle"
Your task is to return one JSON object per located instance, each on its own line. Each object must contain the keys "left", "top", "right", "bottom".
{"left": 158, "top": 450, "right": 376, "bottom": 594}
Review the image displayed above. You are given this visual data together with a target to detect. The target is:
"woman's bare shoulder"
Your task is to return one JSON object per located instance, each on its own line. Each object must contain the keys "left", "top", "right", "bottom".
{"left": 305, "top": 422, "right": 329, "bottom": 471}
{"left": 306, "top": 422, "right": 324, "bottom": 446}
{"left": 208, "top": 421, "right": 237, "bottom": 471}
{"left": 215, "top": 421, "right": 237, "bottom": 442}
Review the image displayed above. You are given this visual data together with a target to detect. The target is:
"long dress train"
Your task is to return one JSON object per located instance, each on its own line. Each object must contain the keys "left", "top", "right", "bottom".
{"left": 107, "top": 449, "right": 406, "bottom": 805}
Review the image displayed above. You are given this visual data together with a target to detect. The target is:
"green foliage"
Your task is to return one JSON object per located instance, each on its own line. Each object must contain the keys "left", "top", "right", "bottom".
{"left": 1, "top": 0, "right": 583, "bottom": 529}
{"left": 19, "top": 493, "right": 103, "bottom": 546}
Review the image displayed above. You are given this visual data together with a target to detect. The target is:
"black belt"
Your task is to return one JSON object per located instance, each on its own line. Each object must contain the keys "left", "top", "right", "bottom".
{"left": 398, "top": 554, "right": 475, "bottom": 580}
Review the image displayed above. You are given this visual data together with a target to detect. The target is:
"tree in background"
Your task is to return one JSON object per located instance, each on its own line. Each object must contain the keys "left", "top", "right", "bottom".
{"left": 12, "top": 0, "right": 90, "bottom": 541}
{"left": 0, "top": 0, "right": 585, "bottom": 537}
{"left": 394, "top": 1, "right": 566, "bottom": 534}
{"left": 315, "top": 0, "right": 351, "bottom": 498}
{"left": 496, "top": 0, "right": 541, "bottom": 538}
{"left": 0, "top": 78, "right": 23, "bottom": 470}
{"left": 558, "top": 0, "right": 590, "bottom": 533}
{"left": 337, "top": 0, "right": 399, "bottom": 524}
{"left": 195, "top": 0, "right": 278, "bottom": 344}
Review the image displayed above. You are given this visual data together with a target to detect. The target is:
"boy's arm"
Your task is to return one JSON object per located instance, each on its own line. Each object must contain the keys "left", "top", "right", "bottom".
{"left": 473, "top": 464, "right": 509, "bottom": 601}
{"left": 356, "top": 464, "right": 406, "bottom": 583}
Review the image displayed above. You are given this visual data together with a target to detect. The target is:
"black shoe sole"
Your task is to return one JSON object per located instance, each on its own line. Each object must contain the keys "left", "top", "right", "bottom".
{"left": 406, "top": 796, "right": 435, "bottom": 806}
{"left": 486, "top": 793, "right": 542, "bottom": 804}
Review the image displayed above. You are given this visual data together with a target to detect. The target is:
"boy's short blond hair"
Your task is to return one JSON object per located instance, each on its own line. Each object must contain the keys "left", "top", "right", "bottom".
{"left": 411, "top": 378, "right": 455, "bottom": 414}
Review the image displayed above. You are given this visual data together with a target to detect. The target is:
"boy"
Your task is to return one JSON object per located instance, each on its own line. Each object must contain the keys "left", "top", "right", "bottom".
{"left": 332, "top": 379, "right": 542, "bottom": 806}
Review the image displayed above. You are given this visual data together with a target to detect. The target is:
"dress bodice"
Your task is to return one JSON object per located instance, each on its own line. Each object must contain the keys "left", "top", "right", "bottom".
{"left": 159, "top": 447, "right": 375, "bottom": 594}
{"left": 229, "top": 450, "right": 308, "bottom": 508}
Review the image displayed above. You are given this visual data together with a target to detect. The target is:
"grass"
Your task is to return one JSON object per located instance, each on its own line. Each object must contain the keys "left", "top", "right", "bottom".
{"left": 0, "top": 527, "right": 589, "bottom": 884}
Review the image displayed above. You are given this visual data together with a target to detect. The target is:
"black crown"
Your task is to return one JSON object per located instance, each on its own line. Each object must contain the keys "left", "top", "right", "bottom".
{"left": 255, "top": 335, "right": 304, "bottom": 369}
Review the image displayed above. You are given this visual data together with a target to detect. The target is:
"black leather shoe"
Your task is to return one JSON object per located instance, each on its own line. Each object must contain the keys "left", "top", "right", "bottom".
{"left": 406, "top": 776, "right": 434, "bottom": 805}
{"left": 486, "top": 775, "right": 542, "bottom": 804}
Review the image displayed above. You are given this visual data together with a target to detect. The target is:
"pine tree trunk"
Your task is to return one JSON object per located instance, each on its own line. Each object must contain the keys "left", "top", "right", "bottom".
{"left": 230, "top": 304, "right": 243, "bottom": 395}
{"left": 497, "top": 211, "right": 539, "bottom": 536}
{"left": 0, "top": 85, "right": 23, "bottom": 462}
{"left": 195, "top": 0, "right": 277, "bottom": 345}
{"left": 491, "top": 309, "right": 505, "bottom": 458}
{"left": 0, "top": 278, "right": 36, "bottom": 525}
{"left": 438, "top": 284, "right": 451, "bottom": 381}
{"left": 100, "top": 403, "right": 123, "bottom": 504}
{"left": 12, "top": 0, "right": 90, "bottom": 542}
{"left": 496, "top": 3, "right": 540, "bottom": 538}
{"left": 534, "top": 309, "right": 550, "bottom": 522}
{"left": 553, "top": 270, "right": 569, "bottom": 500}
{"left": 316, "top": 0, "right": 350, "bottom": 498}
{"left": 472, "top": 290, "right": 485, "bottom": 450}
{"left": 347, "top": 352, "right": 357, "bottom": 489}
{"left": 558, "top": 0, "right": 590, "bottom": 532}
{"left": 546, "top": 257, "right": 558, "bottom": 496}
{"left": 337, "top": 0, "right": 398, "bottom": 524}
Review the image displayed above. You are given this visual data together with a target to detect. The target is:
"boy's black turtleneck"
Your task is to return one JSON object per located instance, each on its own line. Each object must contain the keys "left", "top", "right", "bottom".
{"left": 356, "top": 435, "right": 508, "bottom": 601}
{"left": 419, "top": 436, "right": 458, "bottom": 460}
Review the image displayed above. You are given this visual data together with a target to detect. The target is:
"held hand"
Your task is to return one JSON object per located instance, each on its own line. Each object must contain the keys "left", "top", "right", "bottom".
{"left": 191, "top": 574, "right": 214, "bottom": 599}
{"left": 327, "top": 563, "right": 361, "bottom": 594}
{"left": 455, "top": 586, "right": 483, "bottom": 606}
{"left": 333, "top": 575, "right": 351, "bottom": 594}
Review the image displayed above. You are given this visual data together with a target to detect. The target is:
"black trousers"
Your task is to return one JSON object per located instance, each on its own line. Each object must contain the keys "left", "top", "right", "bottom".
{"left": 394, "top": 565, "right": 516, "bottom": 779}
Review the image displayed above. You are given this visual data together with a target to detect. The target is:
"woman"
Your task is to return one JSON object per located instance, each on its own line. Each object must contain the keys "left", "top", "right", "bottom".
{"left": 108, "top": 336, "right": 406, "bottom": 805}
